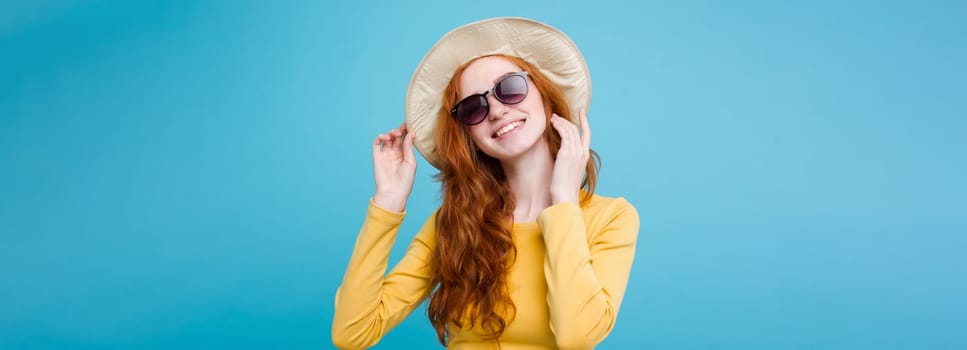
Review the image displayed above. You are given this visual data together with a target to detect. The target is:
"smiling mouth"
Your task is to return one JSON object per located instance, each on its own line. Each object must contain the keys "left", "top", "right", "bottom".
{"left": 493, "top": 120, "right": 525, "bottom": 138}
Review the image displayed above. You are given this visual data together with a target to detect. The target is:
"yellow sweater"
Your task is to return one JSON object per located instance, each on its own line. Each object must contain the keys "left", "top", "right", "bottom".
{"left": 332, "top": 194, "right": 639, "bottom": 349}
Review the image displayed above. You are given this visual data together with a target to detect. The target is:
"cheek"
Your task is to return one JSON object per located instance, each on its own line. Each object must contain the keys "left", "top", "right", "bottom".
{"left": 525, "top": 100, "right": 547, "bottom": 125}
{"left": 522, "top": 91, "right": 546, "bottom": 116}
{"left": 531, "top": 116, "right": 548, "bottom": 135}
{"left": 468, "top": 125, "right": 489, "bottom": 142}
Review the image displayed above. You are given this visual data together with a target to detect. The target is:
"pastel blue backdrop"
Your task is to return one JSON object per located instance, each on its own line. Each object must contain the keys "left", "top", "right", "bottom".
{"left": 1, "top": 1, "right": 964, "bottom": 349}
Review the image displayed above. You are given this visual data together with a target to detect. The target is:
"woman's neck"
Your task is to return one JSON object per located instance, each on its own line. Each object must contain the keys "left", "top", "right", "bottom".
{"left": 500, "top": 142, "right": 554, "bottom": 223}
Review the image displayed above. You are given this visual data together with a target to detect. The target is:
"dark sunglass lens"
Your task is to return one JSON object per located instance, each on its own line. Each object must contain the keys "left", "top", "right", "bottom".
{"left": 495, "top": 75, "right": 528, "bottom": 104}
{"left": 457, "top": 95, "right": 489, "bottom": 124}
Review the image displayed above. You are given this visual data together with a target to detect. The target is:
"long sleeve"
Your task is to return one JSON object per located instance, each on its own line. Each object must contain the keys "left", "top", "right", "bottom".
{"left": 538, "top": 198, "right": 639, "bottom": 350}
{"left": 331, "top": 200, "right": 438, "bottom": 349}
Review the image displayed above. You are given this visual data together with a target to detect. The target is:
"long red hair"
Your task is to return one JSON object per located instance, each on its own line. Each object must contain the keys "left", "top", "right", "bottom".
{"left": 427, "top": 54, "right": 600, "bottom": 345}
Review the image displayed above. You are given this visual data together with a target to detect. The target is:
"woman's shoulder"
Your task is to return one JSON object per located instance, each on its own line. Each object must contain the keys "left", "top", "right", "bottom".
{"left": 581, "top": 192, "right": 639, "bottom": 224}
{"left": 582, "top": 192, "right": 636, "bottom": 212}
{"left": 580, "top": 192, "right": 640, "bottom": 241}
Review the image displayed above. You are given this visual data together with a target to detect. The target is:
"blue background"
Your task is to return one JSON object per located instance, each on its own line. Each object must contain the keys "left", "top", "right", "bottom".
{"left": 1, "top": 0, "right": 964, "bottom": 349}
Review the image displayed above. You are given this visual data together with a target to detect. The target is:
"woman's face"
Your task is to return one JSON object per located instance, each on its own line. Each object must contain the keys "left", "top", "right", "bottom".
{"left": 458, "top": 56, "right": 548, "bottom": 162}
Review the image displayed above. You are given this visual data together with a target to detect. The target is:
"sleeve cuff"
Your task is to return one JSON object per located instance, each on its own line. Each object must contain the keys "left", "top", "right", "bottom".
{"left": 368, "top": 198, "right": 406, "bottom": 224}
{"left": 537, "top": 202, "right": 582, "bottom": 225}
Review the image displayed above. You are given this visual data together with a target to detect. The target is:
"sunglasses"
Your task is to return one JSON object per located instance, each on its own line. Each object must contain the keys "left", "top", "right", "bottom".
{"left": 450, "top": 71, "right": 530, "bottom": 125}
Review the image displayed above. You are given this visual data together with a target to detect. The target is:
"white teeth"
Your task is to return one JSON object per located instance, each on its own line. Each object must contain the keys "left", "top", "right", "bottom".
{"left": 495, "top": 120, "right": 524, "bottom": 137}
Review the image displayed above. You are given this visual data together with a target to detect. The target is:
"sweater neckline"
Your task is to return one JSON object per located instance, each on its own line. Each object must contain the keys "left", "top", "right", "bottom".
{"left": 512, "top": 221, "right": 540, "bottom": 231}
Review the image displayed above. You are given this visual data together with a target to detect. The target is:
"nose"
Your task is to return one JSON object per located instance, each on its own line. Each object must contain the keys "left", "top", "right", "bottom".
{"left": 486, "top": 92, "right": 511, "bottom": 121}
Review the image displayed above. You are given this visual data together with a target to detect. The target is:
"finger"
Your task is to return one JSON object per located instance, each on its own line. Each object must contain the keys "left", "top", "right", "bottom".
{"left": 580, "top": 109, "right": 591, "bottom": 150}
{"left": 568, "top": 116, "right": 583, "bottom": 154}
{"left": 565, "top": 117, "right": 581, "bottom": 154}
{"left": 550, "top": 114, "right": 571, "bottom": 139}
{"left": 551, "top": 113, "right": 574, "bottom": 130}
{"left": 373, "top": 133, "right": 388, "bottom": 154}
{"left": 388, "top": 129, "right": 403, "bottom": 150}
{"left": 553, "top": 115, "right": 576, "bottom": 144}
{"left": 552, "top": 115, "right": 579, "bottom": 154}
{"left": 551, "top": 113, "right": 569, "bottom": 125}
{"left": 402, "top": 126, "right": 416, "bottom": 162}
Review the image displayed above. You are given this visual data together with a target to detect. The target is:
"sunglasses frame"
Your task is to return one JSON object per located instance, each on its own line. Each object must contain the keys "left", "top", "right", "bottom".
{"left": 449, "top": 71, "right": 530, "bottom": 125}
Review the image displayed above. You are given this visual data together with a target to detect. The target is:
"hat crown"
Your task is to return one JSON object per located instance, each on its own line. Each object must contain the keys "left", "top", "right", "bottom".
{"left": 405, "top": 17, "right": 591, "bottom": 169}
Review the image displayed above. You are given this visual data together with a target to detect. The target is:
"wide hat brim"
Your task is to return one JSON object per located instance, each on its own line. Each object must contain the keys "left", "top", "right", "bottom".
{"left": 404, "top": 17, "right": 591, "bottom": 170}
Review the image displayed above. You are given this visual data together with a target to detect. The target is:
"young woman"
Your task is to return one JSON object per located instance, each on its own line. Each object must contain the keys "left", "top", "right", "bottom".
{"left": 332, "top": 17, "right": 639, "bottom": 349}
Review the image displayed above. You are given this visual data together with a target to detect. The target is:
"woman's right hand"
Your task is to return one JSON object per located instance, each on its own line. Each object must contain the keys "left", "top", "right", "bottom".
{"left": 371, "top": 122, "right": 417, "bottom": 213}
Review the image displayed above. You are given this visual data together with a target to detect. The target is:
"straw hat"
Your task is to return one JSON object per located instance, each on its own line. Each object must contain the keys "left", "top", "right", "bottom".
{"left": 404, "top": 17, "right": 591, "bottom": 169}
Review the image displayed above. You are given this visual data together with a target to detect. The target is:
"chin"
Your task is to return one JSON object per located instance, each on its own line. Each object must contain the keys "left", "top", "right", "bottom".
{"left": 485, "top": 136, "right": 548, "bottom": 161}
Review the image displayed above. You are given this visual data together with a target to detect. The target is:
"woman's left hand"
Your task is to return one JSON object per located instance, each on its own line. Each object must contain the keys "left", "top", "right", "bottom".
{"left": 550, "top": 109, "right": 591, "bottom": 205}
